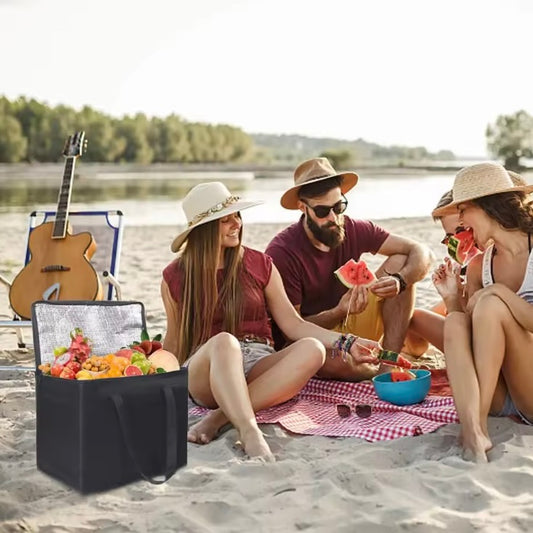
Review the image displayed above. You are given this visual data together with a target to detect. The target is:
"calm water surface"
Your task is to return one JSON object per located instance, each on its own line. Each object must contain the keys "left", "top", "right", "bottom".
{"left": 1, "top": 166, "right": 531, "bottom": 226}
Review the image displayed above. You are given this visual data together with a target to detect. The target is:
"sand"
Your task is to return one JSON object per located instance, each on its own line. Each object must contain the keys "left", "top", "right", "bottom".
{"left": 1, "top": 215, "right": 533, "bottom": 532}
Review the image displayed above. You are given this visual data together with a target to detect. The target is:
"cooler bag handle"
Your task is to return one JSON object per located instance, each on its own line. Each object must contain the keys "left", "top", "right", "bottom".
{"left": 112, "top": 386, "right": 178, "bottom": 484}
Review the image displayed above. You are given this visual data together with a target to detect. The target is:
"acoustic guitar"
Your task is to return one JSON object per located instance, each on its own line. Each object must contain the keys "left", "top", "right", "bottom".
{"left": 9, "top": 131, "right": 103, "bottom": 320}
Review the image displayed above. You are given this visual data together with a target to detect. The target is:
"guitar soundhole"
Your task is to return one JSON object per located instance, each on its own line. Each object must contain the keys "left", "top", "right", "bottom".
{"left": 41, "top": 265, "right": 71, "bottom": 272}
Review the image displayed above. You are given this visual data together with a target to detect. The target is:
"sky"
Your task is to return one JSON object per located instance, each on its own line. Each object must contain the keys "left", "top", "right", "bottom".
{"left": 1, "top": 0, "right": 532, "bottom": 157}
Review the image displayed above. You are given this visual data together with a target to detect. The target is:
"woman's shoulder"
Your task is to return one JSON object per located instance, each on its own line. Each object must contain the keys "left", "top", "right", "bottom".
{"left": 243, "top": 246, "right": 271, "bottom": 263}
{"left": 162, "top": 257, "right": 182, "bottom": 282}
{"left": 242, "top": 246, "right": 272, "bottom": 283}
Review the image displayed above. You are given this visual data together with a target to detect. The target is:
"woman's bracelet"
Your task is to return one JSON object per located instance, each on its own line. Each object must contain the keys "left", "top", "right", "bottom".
{"left": 331, "top": 333, "right": 359, "bottom": 360}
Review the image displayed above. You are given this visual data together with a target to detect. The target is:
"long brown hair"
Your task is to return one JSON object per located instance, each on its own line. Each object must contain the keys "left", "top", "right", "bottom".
{"left": 473, "top": 191, "right": 533, "bottom": 234}
{"left": 175, "top": 217, "right": 244, "bottom": 365}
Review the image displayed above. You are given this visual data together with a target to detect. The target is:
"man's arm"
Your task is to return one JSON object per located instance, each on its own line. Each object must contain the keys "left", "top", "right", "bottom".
{"left": 374, "top": 233, "right": 434, "bottom": 292}
{"left": 293, "top": 299, "right": 345, "bottom": 330}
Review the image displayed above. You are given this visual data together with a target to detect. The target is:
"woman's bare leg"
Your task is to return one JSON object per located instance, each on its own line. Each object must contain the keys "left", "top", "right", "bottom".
{"left": 471, "top": 294, "right": 533, "bottom": 426}
{"left": 186, "top": 332, "right": 272, "bottom": 460}
{"left": 187, "top": 334, "right": 325, "bottom": 459}
{"left": 434, "top": 260, "right": 490, "bottom": 462}
{"left": 404, "top": 308, "right": 446, "bottom": 355}
{"left": 443, "top": 312, "right": 491, "bottom": 462}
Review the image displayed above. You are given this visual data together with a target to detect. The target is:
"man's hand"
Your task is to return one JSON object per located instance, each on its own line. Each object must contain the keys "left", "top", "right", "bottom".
{"left": 336, "top": 286, "right": 370, "bottom": 316}
{"left": 370, "top": 275, "right": 401, "bottom": 298}
{"left": 347, "top": 337, "right": 381, "bottom": 365}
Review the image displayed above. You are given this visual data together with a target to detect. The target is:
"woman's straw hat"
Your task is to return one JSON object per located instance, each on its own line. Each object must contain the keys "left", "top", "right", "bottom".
{"left": 171, "top": 182, "right": 262, "bottom": 252}
{"left": 280, "top": 157, "right": 358, "bottom": 209}
{"left": 432, "top": 162, "right": 533, "bottom": 217}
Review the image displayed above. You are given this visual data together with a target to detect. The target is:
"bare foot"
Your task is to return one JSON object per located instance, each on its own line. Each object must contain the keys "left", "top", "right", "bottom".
{"left": 240, "top": 426, "right": 275, "bottom": 462}
{"left": 188, "top": 410, "right": 225, "bottom": 444}
{"left": 462, "top": 433, "right": 492, "bottom": 463}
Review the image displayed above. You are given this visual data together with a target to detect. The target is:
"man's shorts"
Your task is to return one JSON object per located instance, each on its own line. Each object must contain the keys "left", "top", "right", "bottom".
{"left": 333, "top": 291, "right": 384, "bottom": 341}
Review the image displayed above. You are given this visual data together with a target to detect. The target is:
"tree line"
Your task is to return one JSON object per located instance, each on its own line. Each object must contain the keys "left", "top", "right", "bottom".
{"left": 0, "top": 96, "right": 253, "bottom": 164}
{"left": 0, "top": 96, "right": 531, "bottom": 168}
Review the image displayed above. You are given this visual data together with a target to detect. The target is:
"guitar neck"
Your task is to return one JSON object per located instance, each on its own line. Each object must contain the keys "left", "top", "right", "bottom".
{"left": 52, "top": 156, "right": 77, "bottom": 239}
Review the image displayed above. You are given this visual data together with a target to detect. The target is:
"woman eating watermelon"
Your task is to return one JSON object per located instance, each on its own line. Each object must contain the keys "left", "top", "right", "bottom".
{"left": 161, "top": 182, "right": 380, "bottom": 462}
{"left": 405, "top": 170, "right": 528, "bottom": 356}
{"left": 431, "top": 162, "right": 533, "bottom": 463}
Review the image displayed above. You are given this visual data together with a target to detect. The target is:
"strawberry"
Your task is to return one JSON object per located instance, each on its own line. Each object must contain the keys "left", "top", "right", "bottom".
{"left": 129, "top": 330, "right": 163, "bottom": 356}
{"left": 151, "top": 340, "right": 163, "bottom": 352}
{"left": 139, "top": 340, "right": 153, "bottom": 355}
{"left": 130, "top": 343, "right": 146, "bottom": 355}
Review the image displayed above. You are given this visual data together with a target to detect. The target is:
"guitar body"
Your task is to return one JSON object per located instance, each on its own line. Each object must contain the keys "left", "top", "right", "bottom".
{"left": 9, "top": 221, "right": 103, "bottom": 320}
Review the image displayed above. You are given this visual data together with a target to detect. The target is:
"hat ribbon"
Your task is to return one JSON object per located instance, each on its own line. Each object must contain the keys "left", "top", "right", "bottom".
{"left": 187, "top": 195, "right": 240, "bottom": 227}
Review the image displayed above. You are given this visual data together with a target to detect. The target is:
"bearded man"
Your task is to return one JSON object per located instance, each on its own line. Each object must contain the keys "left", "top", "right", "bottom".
{"left": 265, "top": 157, "right": 433, "bottom": 381}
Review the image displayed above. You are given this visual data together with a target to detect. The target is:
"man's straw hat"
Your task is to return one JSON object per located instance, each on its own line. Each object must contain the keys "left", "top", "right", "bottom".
{"left": 432, "top": 162, "right": 533, "bottom": 217}
{"left": 280, "top": 157, "right": 358, "bottom": 210}
{"left": 171, "top": 182, "right": 262, "bottom": 252}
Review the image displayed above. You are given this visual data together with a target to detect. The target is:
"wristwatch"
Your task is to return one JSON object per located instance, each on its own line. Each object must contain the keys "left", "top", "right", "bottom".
{"left": 389, "top": 272, "right": 407, "bottom": 293}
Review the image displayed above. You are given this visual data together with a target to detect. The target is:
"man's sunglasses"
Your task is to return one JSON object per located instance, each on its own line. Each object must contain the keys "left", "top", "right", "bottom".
{"left": 441, "top": 226, "right": 465, "bottom": 246}
{"left": 302, "top": 195, "right": 348, "bottom": 219}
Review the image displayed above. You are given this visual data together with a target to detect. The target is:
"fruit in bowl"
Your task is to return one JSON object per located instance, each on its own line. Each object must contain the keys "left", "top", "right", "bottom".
{"left": 372, "top": 369, "right": 431, "bottom": 405}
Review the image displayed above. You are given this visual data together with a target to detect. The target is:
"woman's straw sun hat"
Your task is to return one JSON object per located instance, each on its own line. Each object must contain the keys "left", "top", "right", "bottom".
{"left": 171, "top": 182, "right": 262, "bottom": 252}
{"left": 280, "top": 157, "right": 358, "bottom": 210}
{"left": 432, "top": 162, "right": 533, "bottom": 217}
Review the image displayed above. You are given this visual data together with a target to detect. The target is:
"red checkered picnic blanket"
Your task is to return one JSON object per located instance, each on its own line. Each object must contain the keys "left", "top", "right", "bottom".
{"left": 189, "top": 377, "right": 459, "bottom": 442}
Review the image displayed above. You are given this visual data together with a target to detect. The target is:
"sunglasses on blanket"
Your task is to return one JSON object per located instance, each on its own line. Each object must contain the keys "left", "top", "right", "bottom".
{"left": 337, "top": 403, "right": 372, "bottom": 418}
{"left": 302, "top": 195, "right": 348, "bottom": 219}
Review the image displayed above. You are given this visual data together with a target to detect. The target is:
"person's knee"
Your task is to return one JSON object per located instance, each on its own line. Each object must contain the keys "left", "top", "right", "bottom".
{"left": 471, "top": 294, "right": 510, "bottom": 325}
{"left": 210, "top": 332, "right": 242, "bottom": 360}
{"left": 292, "top": 337, "right": 327, "bottom": 367}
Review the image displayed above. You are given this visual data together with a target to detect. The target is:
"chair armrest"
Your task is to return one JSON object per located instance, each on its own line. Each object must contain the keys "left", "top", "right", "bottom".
{"left": 103, "top": 271, "right": 122, "bottom": 301}
{"left": 0, "top": 273, "right": 12, "bottom": 289}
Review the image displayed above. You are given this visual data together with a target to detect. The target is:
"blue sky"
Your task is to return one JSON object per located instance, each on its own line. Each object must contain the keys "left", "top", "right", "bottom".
{"left": 2, "top": 0, "right": 532, "bottom": 156}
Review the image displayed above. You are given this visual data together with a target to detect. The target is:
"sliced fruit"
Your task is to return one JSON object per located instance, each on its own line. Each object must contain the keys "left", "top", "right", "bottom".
{"left": 334, "top": 259, "right": 377, "bottom": 289}
{"left": 114, "top": 348, "right": 134, "bottom": 360}
{"left": 378, "top": 350, "right": 413, "bottom": 369}
{"left": 447, "top": 228, "right": 480, "bottom": 265}
{"left": 124, "top": 364, "right": 143, "bottom": 377}
{"left": 148, "top": 349, "right": 180, "bottom": 372}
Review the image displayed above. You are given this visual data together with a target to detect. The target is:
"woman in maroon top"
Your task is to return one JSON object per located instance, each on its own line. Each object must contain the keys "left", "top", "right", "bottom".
{"left": 162, "top": 182, "right": 380, "bottom": 462}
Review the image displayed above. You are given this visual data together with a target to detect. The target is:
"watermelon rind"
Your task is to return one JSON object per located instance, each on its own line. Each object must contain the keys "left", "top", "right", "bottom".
{"left": 334, "top": 259, "right": 358, "bottom": 289}
{"left": 378, "top": 349, "right": 399, "bottom": 362}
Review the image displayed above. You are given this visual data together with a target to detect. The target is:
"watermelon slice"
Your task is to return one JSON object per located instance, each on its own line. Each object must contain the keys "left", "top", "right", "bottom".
{"left": 334, "top": 259, "right": 377, "bottom": 289}
{"left": 390, "top": 367, "right": 416, "bottom": 382}
{"left": 378, "top": 349, "right": 413, "bottom": 369}
{"left": 447, "top": 228, "right": 480, "bottom": 266}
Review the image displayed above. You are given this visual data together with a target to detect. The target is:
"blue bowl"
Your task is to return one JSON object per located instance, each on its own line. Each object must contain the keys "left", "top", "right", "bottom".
{"left": 372, "top": 369, "right": 431, "bottom": 405}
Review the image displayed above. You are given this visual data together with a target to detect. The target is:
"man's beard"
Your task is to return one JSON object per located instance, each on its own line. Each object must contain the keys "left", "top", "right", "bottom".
{"left": 306, "top": 213, "right": 345, "bottom": 248}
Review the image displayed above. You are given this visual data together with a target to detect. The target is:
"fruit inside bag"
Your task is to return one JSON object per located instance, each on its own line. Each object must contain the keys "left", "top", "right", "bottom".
{"left": 38, "top": 327, "right": 177, "bottom": 380}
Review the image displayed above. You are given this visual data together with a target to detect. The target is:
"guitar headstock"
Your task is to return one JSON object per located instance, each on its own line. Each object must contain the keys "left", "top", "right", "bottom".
{"left": 62, "top": 131, "right": 87, "bottom": 158}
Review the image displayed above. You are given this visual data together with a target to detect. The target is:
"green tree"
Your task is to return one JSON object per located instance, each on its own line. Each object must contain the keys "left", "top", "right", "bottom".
{"left": 0, "top": 114, "right": 27, "bottom": 162}
{"left": 319, "top": 148, "right": 355, "bottom": 169}
{"left": 486, "top": 110, "right": 533, "bottom": 170}
{"left": 115, "top": 114, "right": 154, "bottom": 163}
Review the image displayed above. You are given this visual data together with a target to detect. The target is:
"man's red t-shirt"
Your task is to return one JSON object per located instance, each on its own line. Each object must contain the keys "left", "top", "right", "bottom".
{"left": 265, "top": 215, "right": 389, "bottom": 318}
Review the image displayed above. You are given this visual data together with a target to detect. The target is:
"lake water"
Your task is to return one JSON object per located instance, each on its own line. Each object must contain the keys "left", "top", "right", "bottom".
{"left": 1, "top": 166, "right": 531, "bottom": 226}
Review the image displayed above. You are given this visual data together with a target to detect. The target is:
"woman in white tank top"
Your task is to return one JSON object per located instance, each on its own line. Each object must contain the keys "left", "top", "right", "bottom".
{"left": 432, "top": 162, "right": 533, "bottom": 463}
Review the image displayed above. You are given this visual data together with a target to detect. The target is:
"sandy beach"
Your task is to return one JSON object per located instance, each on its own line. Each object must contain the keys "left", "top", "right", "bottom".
{"left": 1, "top": 215, "right": 533, "bottom": 532}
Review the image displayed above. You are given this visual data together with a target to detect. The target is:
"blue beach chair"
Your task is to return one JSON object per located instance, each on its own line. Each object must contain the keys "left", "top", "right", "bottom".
{"left": 0, "top": 209, "right": 124, "bottom": 354}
